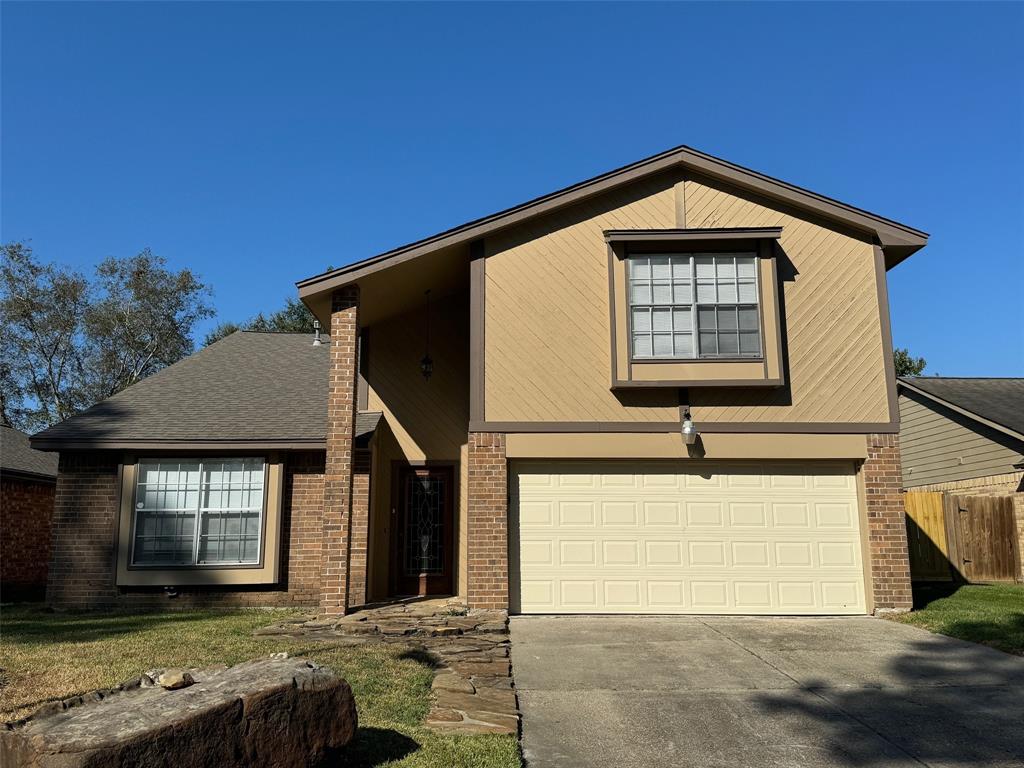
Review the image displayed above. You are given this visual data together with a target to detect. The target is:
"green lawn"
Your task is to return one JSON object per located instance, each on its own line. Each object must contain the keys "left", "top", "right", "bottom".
{"left": 894, "top": 583, "right": 1024, "bottom": 656}
{"left": 0, "top": 605, "right": 520, "bottom": 768}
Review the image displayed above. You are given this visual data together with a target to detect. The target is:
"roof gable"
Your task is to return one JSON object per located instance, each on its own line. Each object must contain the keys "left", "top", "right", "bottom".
{"left": 298, "top": 144, "right": 928, "bottom": 302}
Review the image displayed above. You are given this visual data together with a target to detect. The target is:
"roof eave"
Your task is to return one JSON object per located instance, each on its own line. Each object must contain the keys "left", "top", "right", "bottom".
{"left": 296, "top": 145, "right": 929, "bottom": 298}
{"left": 29, "top": 438, "right": 330, "bottom": 452}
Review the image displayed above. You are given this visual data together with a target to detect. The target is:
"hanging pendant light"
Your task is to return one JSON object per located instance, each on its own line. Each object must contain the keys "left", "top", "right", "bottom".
{"left": 420, "top": 289, "right": 433, "bottom": 381}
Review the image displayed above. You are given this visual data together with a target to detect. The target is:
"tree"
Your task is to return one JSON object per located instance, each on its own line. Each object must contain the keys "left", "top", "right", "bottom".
{"left": 84, "top": 250, "right": 214, "bottom": 399}
{"left": 203, "top": 297, "right": 316, "bottom": 347}
{"left": 0, "top": 242, "right": 213, "bottom": 431}
{"left": 894, "top": 347, "right": 927, "bottom": 377}
{"left": 1, "top": 243, "right": 91, "bottom": 430}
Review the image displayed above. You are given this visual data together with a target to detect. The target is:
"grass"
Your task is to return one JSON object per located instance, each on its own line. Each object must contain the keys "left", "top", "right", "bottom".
{"left": 893, "top": 582, "right": 1024, "bottom": 656}
{"left": 0, "top": 605, "right": 520, "bottom": 768}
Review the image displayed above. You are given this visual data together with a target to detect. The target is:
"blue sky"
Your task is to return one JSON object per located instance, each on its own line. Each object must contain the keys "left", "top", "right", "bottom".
{"left": 3, "top": 2, "right": 1022, "bottom": 375}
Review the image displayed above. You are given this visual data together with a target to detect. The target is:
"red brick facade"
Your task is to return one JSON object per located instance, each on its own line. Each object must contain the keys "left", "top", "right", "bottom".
{"left": 466, "top": 432, "right": 508, "bottom": 609}
{"left": 347, "top": 450, "right": 371, "bottom": 609}
{"left": 45, "top": 451, "right": 344, "bottom": 609}
{"left": 320, "top": 286, "right": 364, "bottom": 616}
{"left": 1, "top": 475, "right": 56, "bottom": 599}
{"left": 46, "top": 453, "right": 120, "bottom": 608}
{"left": 863, "top": 432, "right": 913, "bottom": 613}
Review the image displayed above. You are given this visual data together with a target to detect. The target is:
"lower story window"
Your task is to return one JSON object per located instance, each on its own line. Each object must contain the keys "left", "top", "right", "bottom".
{"left": 131, "top": 457, "right": 266, "bottom": 566}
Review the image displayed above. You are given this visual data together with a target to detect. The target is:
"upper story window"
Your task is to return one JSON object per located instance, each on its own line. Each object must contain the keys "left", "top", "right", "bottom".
{"left": 130, "top": 457, "right": 266, "bottom": 567}
{"left": 628, "top": 253, "right": 761, "bottom": 360}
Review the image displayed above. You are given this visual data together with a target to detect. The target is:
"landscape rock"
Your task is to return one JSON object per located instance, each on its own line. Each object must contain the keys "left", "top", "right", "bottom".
{"left": 1, "top": 658, "right": 356, "bottom": 768}
{"left": 156, "top": 670, "right": 194, "bottom": 690}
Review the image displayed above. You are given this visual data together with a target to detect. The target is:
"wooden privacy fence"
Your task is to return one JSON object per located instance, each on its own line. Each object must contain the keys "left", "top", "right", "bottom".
{"left": 904, "top": 491, "right": 1021, "bottom": 583}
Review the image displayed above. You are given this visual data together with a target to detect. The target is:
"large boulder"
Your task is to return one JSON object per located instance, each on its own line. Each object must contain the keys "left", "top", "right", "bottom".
{"left": 1, "top": 658, "right": 357, "bottom": 768}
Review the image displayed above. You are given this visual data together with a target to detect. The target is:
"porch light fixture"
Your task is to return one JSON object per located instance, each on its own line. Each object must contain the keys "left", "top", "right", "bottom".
{"left": 312, "top": 319, "right": 323, "bottom": 346}
{"left": 420, "top": 290, "right": 433, "bottom": 381}
{"left": 681, "top": 410, "right": 698, "bottom": 445}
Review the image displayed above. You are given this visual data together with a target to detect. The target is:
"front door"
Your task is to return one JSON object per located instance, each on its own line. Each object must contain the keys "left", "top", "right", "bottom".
{"left": 393, "top": 465, "right": 454, "bottom": 596}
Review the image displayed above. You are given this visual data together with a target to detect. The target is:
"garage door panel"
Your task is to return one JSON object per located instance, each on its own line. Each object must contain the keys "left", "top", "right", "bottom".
{"left": 513, "top": 461, "right": 866, "bottom": 615}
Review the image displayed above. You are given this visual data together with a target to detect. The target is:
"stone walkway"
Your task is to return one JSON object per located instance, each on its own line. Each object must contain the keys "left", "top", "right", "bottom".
{"left": 254, "top": 598, "right": 519, "bottom": 735}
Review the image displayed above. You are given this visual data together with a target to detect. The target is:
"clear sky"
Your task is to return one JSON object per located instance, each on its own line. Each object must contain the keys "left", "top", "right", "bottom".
{"left": 3, "top": 2, "right": 1022, "bottom": 375}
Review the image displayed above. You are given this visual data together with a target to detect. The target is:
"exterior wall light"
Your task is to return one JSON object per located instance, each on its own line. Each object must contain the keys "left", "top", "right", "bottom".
{"left": 420, "top": 289, "right": 433, "bottom": 381}
{"left": 681, "top": 411, "right": 698, "bottom": 445}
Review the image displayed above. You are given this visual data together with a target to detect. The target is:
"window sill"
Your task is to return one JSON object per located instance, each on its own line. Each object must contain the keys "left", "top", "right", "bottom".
{"left": 631, "top": 356, "right": 765, "bottom": 364}
{"left": 116, "top": 565, "right": 278, "bottom": 587}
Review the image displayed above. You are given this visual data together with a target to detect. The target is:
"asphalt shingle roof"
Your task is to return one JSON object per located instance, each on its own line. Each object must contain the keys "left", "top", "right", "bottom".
{"left": 899, "top": 377, "right": 1024, "bottom": 437}
{"left": 1, "top": 424, "right": 59, "bottom": 479}
{"left": 32, "top": 332, "right": 380, "bottom": 448}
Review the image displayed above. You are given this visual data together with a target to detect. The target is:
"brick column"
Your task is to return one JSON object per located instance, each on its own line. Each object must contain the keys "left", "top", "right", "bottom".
{"left": 320, "top": 286, "right": 360, "bottom": 616}
{"left": 46, "top": 453, "right": 119, "bottom": 609}
{"left": 864, "top": 433, "right": 913, "bottom": 613}
{"left": 467, "top": 432, "right": 508, "bottom": 609}
{"left": 347, "top": 449, "right": 371, "bottom": 608}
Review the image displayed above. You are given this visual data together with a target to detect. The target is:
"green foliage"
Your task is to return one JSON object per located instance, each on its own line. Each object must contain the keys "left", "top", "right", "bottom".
{"left": 894, "top": 347, "right": 927, "bottom": 377}
{"left": 203, "top": 297, "right": 316, "bottom": 347}
{"left": 0, "top": 242, "right": 213, "bottom": 431}
{"left": 895, "top": 583, "right": 1024, "bottom": 656}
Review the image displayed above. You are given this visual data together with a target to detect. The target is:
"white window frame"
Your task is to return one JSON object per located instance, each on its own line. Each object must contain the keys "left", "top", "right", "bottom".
{"left": 129, "top": 457, "right": 268, "bottom": 568}
{"left": 627, "top": 252, "right": 762, "bottom": 361}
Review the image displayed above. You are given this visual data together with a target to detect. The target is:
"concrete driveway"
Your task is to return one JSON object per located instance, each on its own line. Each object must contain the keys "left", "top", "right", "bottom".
{"left": 511, "top": 616, "right": 1024, "bottom": 768}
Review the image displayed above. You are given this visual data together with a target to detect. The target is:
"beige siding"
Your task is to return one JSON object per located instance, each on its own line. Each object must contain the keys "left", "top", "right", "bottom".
{"left": 367, "top": 299, "right": 469, "bottom": 460}
{"left": 484, "top": 172, "right": 891, "bottom": 425}
{"left": 900, "top": 392, "right": 1024, "bottom": 489}
{"left": 683, "top": 179, "right": 888, "bottom": 424}
{"left": 486, "top": 172, "right": 680, "bottom": 422}
{"left": 366, "top": 299, "right": 470, "bottom": 598}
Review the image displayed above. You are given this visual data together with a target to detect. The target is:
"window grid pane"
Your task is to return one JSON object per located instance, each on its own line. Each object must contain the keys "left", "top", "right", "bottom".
{"left": 131, "top": 458, "right": 265, "bottom": 567}
{"left": 628, "top": 253, "right": 761, "bottom": 360}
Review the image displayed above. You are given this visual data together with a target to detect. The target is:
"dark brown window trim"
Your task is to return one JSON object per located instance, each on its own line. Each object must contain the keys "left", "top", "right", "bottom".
{"left": 604, "top": 227, "right": 783, "bottom": 243}
{"left": 609, "top": 235, "right": 785, "bottom": 388}
{"left": 468, "top": 420, "right": 899, "bottom": 434}
{"left": 873, "top": 245, "right": 900, "bottom": 427}
{"left": 469, "top": 240, "right": 486, "bottom": 423}
{"left": 612, "top": 378, "right": 783, "bottom": 390}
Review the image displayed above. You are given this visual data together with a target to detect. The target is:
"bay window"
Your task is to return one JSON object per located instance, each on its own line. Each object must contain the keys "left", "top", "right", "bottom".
{"left": 130, "top": 457, "right": 266, "bottom": 567}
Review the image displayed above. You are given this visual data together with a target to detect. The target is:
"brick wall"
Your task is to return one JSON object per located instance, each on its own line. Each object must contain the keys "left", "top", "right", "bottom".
{"left": 46, "top": 451, "right": 331, "bottom": 609}
{"left": 347, "top": 450, "right": 371, "bottom": 609}
{"left": 467, "top": 432, "right": 508, "bottom": 609}
{"left": 863, "top": 433, "right": 913, "bottom": 613}
{"left": 1, "top": 476, "right": 56, "bottom": 600}
{"left": 46, "top": 453, "right": 121, "bottom": 608}
{"left": 321, "top": 285, "right": 361, "bottom": 616}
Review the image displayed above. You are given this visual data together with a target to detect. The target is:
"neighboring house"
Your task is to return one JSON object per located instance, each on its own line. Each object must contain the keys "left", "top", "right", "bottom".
{"left": 898, "top": 377, "right": 1024, "bottom": 583}
{"left": 1, "top": 422, "right": 59, "bottom": 600}
{"left": 899, "top": 377, "right": 1024, "bottom": 493}
{"left": 33, "top": 144, "right": 930, "bottom": 616}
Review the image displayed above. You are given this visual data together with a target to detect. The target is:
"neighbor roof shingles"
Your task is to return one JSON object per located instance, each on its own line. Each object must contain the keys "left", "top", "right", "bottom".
{"left": 899, "top": 377, "right": 1024, "bottom": 437}
{"left": 31, "top": 332, "right": 379, "bottom": 448}
{"left": 2, "top": 424, "right": 59, "bottom": 479}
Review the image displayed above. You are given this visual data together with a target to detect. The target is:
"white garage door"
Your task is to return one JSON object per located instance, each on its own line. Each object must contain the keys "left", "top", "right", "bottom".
{"left": 512, "top": 461, "right": 867, "bottom": 615}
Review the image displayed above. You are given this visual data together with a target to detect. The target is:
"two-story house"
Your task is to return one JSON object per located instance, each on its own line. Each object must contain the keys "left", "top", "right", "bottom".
{"left": 34, "top": 145, "right": 928, "bottom": 616}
